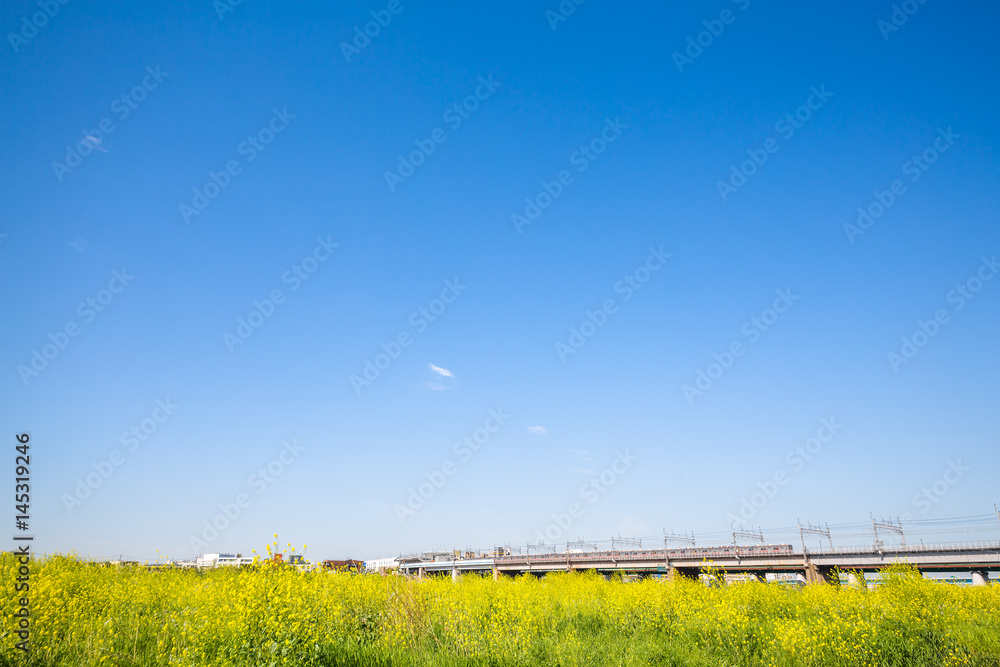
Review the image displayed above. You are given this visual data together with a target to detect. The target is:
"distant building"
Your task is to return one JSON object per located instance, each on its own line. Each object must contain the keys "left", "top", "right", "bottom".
{"left": 195, "top": 553, "right": 254, "bottom": 568}
{"left": 364, "top": 556, "right": 400, "bottom": 572}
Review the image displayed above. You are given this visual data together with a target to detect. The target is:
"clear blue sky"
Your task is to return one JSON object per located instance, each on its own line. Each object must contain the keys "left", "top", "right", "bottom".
{"left": 2, "top": 0, "right": 998, "bottom": 561}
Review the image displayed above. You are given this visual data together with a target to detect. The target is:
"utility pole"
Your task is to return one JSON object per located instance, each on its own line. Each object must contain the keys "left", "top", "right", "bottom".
{"left": 871, "top": 513, "right": 906, "bottom": 550}
{"left": 797, "top": 519, "right": 833, "bottom": 553}
{"left": 663, "top": 530, "right": 696, "bottom": 548}
{"left": 612, "top": 535, "right": 641, "bottom": 551}
{"left": 527, "top": 542, "right": 555, "bottom": 556}
{"left": 732, "top": 525, "right": 764, "bottom": 546}
{"left": 662, "top": 530, "right": 696, "bottom": 575}
{"left": 566, "top": 540, "right": 597, "bottom": 552}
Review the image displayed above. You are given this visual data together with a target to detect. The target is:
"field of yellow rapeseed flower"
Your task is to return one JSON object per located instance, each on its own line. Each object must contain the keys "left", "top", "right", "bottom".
{"left": 2, "top": 554, "right": 998, "bottom": 666}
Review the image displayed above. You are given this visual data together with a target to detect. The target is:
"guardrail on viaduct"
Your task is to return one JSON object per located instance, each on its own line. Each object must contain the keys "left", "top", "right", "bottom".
{"left": 397, "top": 541, "right": 1000, "bottom": 586}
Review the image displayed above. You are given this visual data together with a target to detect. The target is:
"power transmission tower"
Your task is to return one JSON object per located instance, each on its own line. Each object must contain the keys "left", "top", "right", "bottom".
{"left": 798, "top": 519, "right": 833, "bottom": 552}
{"left": 871, "top": 514, "right": 906, "bottom": 549}
{"left": 732, "top": 525, "right": 764, "bottom": 546}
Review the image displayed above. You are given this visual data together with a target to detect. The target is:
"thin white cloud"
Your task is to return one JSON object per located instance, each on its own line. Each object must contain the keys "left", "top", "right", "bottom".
{"left": 571, "top": 468, "right": 597, "bottom": 476}
{"left": 479, "top": 506, "right": 511, "bottom": 526}
{"left": 564, "top": 448, "right": 593, "bottom": 462}
{"left": 426, "top": 382, "right": 448, "bottom": 391}
{"left": 429, "top": 363, "right": 454, "bottom": 378}
{"left": 82, "top": 135, "right": 108, "bottom": 153}
{"left": 527, "top": 425, "right": 548, "bottom": 435}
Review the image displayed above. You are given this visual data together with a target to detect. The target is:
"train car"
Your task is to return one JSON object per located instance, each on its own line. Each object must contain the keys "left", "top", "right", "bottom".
{"left": 493, "top": 543, "right": 796, "bottom": 565}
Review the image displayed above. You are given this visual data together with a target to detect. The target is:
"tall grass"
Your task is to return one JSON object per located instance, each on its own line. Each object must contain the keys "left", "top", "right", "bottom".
{"left": 2, "top": 554, "right": 998, "bottom": 666}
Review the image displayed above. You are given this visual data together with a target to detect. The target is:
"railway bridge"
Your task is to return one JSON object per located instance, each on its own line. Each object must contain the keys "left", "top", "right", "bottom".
{"left": 397, "top": 541, "right": 1000, "bottom": 586}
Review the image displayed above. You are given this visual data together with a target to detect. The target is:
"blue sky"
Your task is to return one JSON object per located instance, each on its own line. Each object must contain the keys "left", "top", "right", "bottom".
{"left": 2, "top": 0, "right": 998, "bottom": 561}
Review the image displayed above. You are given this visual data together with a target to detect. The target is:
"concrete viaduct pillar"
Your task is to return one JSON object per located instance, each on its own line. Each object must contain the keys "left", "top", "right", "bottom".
{"left": 971, "top": 571, "right": 991, "bottom": 586}
{"left": 804, "top": 561, "right": 834, "bottom": 584}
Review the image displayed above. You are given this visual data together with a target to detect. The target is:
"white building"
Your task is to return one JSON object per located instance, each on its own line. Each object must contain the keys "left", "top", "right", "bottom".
{"left": 196, "top": 553, "right": 254, "bottom": 568}
{"left": 365, "top": 556, "right": 400, "bottom": 572}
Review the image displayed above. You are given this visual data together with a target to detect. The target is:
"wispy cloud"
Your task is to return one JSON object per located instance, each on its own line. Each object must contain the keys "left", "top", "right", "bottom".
{"left": 527, "top": 425, "right": 548, "bottom": 435}
{"left": 429, "top": 363, "right": 454, "bottom": 378}
{"left": 479, "top": 505, "right": 511, "bottom": 526}
{"left": 426, "top": 382, "right": 448, "bottom": 391}
{"left": 82, "top": 135, "right": 108, "bottom": 153}
{"left": 564, "top": 448, "right": 593, "bottom": 462}
{"left": 571, "top": 468, "right": 596, "bottom": 476}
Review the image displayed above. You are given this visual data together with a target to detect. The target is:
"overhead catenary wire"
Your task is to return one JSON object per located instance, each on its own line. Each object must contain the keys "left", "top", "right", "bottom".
{"left": 483, "top": 510, "right": 1000, "bottom": 555}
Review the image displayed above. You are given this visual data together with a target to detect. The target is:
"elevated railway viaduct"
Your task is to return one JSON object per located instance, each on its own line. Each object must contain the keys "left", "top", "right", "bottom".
{"left": 398, "top": 542, "right": 1000, "bottom": 586}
